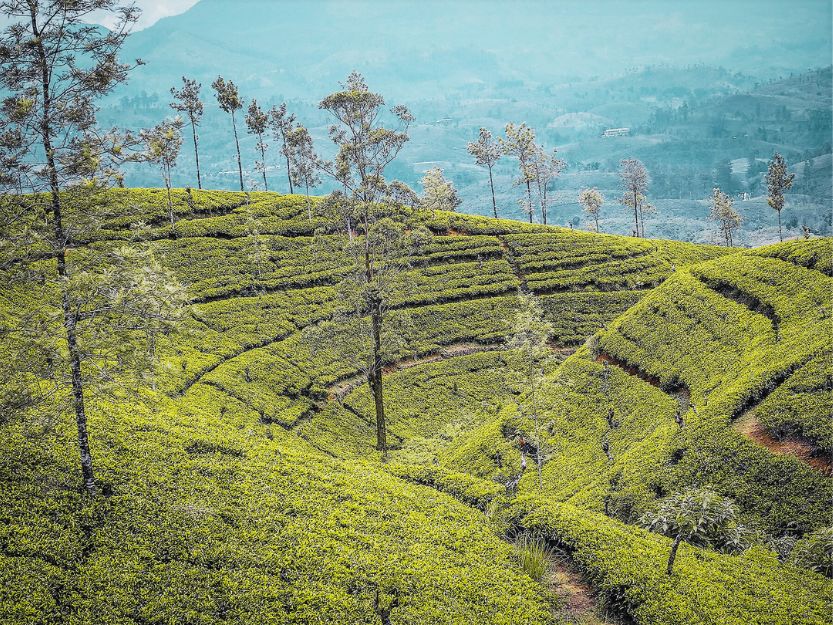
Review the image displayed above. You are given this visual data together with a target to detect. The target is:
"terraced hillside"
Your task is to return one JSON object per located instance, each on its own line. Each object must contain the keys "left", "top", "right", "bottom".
{"left": 1, "top": 189, "right": 830, "bottom": 625}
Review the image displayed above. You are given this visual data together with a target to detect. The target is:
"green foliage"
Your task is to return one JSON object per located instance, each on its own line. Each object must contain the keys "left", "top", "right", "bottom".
{"left": 789, "top": 527, "right": 833, "bottom": 577}
{"left": 514, "top": 534, "right": 553, "bottom": 583}
{"left": 3, "top": 188, "right": 831, "bottom": 623}
{"left": 510, "top": 496, "right": 832, "bottom": 625}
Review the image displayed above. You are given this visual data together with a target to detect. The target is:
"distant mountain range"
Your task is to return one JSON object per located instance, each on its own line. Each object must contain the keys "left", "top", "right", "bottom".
{"left": 101, "top": 0, "right": 833, "bottom": 243}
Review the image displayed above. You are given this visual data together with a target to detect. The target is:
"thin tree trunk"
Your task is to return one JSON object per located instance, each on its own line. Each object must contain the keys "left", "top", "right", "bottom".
{"left": 595, "top": 216, "right": 599, "bottom": 232}
{"left": 633, "top": 189, "right": 639, "bottom": 237}
{"left": 231, "top": 111, "right": 244, "bottom": 192}
{"left": 282, "top": 133, "right": 294, "bottom": 194}
{"left": 370, "top": 300, "right": 387, "bottom": 457}
{"left": 778, "top": 209, "right": 783, "bottom": 241}
{"left": 31, "top": 8, "right": 96, "bottom": 496}
{"left": 190, "top": 115, "right": 202, "bottom": 189}
{"left": 305, "top": 182, "right": 311, "bottom": 221}
{"left": 666, "top": 535, "right": 682, "bottom": 575}
{"left": 165, "top": 167, "right": 175, "bottom": 235}
{"left": 488, "top": 165, "right": 497, "bottom": 219}
{"left": 259, "top": 136, "right": 268, "bottom": 191}
{"left": 638, "top": 202, "right": 645, "bottom": 237}
{"left": 526, "top": 179, "right": 533, "bottom": 223}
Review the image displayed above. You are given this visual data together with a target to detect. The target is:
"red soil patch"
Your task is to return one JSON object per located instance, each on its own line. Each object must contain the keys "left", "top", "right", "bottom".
{"left": 734, "top": 414, "right": 832, "bottom": 475}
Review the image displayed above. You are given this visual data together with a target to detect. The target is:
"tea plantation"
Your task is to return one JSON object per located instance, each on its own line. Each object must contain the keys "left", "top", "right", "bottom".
{"left": 1, "top": 189, "right": 831, "bottom": 624}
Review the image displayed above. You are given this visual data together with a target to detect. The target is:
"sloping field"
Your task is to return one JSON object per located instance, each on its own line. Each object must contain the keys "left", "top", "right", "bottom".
{"left": 1, "top": 189, "right": 830, "bottom": 624}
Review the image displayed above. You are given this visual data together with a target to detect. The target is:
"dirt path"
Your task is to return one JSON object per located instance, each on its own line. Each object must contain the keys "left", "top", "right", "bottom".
{"left": 734, "top": 413, "right": 832, "bottom": 475}
{"left": 547, "top": 552, "right": 614, "bottom": 624}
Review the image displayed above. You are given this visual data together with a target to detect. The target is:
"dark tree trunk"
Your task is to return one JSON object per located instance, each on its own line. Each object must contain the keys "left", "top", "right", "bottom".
{"left": 666, "top": 534, "right": 683, "bottom": 575}
{"left": 632, "top": 189, "right": 640, "bottom": 237}
{"left": 777, "top": 209, "right": 783, "bottom": 241}
{"left": 282, "top": 133, "right": 294, "bottom": 194}
{"left": 31, "top": 8, "right": 96, "bottom": 497}
{"left": 190, "top": 116, "right": 202, "bottom": 189}
{"left": 370, "top": 300, "right": 387, "bottom": 457}
{"left": 488, "top": 165, "right": 497, "bottom": 219}
{"left": 165, "top": 168, "right": 176, "bottom": 237}
{"left": 526, "top": 180, "right": 533, "bottom": 223}
{"left": 231, "top": 110, "right": 244, "bottom": 191}
{"left": 595, "top": 216, "right": 600, "bottom": 232}
{"left": 259, "top": 136, "right": 268, "bottom": 191}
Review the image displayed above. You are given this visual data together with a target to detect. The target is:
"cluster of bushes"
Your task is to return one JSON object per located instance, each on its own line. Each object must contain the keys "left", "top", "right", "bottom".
{"left": 502, "top": 231, "right": 729, "bottom": 293}
{"left": 751, "top": 237, "right": 833, "bottom": 275}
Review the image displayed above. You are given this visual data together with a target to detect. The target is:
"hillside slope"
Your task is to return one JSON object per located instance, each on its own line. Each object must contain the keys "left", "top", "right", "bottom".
{"left": 1, "top": 189, "right": 830, "bottom": 624}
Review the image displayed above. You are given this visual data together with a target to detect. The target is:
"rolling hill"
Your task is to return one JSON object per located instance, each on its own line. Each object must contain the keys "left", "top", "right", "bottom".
{"left": 1, "top": 189, "right": 831, "bottom": 624}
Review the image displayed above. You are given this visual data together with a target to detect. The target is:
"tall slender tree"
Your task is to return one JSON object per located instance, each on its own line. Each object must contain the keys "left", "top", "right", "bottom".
{"left": 285, "top": 125, "right": 321, "bottom": 220}
{"left": 509, "top": 293, "right": 554, "bottom": 490}
{"left": 467, "top": 127, "right": 501, "bottom": 218}
{"left": 316, "top": 71, "right": 415, "bottom": 456}
{"left": 501, "top": 122, "right": 537, "bottom": 223}
{"left": 765, "top": 152, "right": 794, "bottom": 242}
{"left": 141, "top": 117, "right": 185, "bottom": 233}
{"left": 269, "top": 102, "right": 297, "bottom": 194}
{"left": 530, "top": 145, "right": 566, "bottom": 225}
{"left": 169, "top": 76, "right": 204, "bottom": 189}
{"left": 619, "top": 158, "right": 649, "bottom": 237}
{"left": 245, "top": 98, "right": 269, "bottom": 191}
{"left": 212, "top": 76, "right": 244, "bottom": 191}
{"left": 709, "top": 187, "right": 742, "bottom": 247}
{"left": 0, "top": 0, "right": 141, "bottom": 496}
{"left": 579, "top": 187, "right": 604, "bottom": 232}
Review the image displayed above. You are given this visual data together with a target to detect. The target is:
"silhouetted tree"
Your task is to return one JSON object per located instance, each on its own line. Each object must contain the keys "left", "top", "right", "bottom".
{"left": 169, "top": 76, "right": 204, "bottom": 189}
{"left": 212, "top": 76, "right": 244, "bottom": 191}
{"left": 467, "top": 128, "right": 501, "bottom": 218}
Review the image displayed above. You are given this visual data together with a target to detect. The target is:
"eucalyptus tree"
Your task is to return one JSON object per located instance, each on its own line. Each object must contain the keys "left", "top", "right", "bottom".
{"left": 269, "top": 102, "right": 296, "bottom": 193}
{"left": 530, "top": 146, "right": 566, "bottom": 225}
{"left": 501, "top": 122, "right": 537, "bottom": 223}
{"left": 579, "top": 188, "right": 604, "bottom": 232}
{"left": 0, "top": 0, "right": 186, "bottom": 496}
{"left": 709, "top": 187, "right": 742, "bottom": 246}
{"left": 315, "top": 71, "right": 416, "bottom": 456}
{"left": 141, "top": 117, "right": 184, "bottom": 233}
{"left": 765, "top": 153, "right": 794, "bottom": 241}
{"left": 169, "top": 76, "right": 204, "bottom": 189}
{"left": 245, "top": 99, "right": 269, "bottom": 191}
{"left": 509, "top": 293, "right": 554, "bottom": 490}
{"left": 285, "top": 125, "right": 321, "bottom": 220}
{"left": 211, "top": 76, "right": 244, "bottom": 191}
{"left": 619, "top": 158, "right": 650, "bottom": 237}
{"left": 467, "top": 127, "right": 501, "bottom": 218}
{"left": 419, "top": 167, "right": 461, "bottom": 212}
